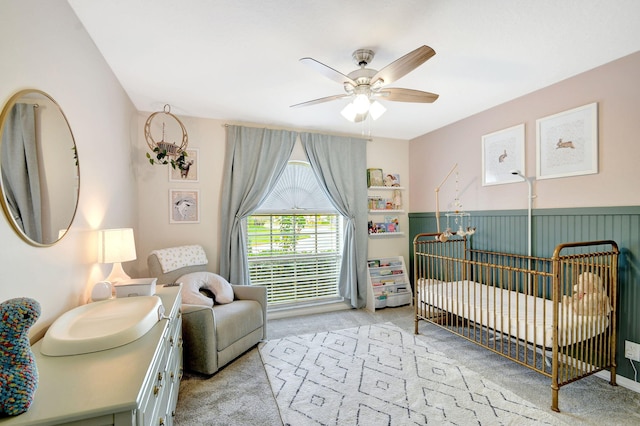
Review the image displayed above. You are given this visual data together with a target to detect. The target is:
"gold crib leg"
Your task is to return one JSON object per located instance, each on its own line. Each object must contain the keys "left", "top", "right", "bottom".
{"left": 551, "top": 383, "right": 560, "bottom": 412}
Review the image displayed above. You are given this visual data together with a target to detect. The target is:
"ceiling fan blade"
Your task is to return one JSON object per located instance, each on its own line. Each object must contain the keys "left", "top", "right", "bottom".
{"left": 370, "top": 45, "right": 435, "bottom": 86}
{"left": 375, "top": 88, "right": 439, "bottom": 103}
{"left": 290, "top": 93, "right": 350, "bottom": 108}
{"left": 300, "top": 57, "right": 357, "bottom": 87}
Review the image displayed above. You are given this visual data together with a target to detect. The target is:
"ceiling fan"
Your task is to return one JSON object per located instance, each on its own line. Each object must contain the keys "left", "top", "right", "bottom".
{"left": 291, "top": 45, "right": 439, "bottom": 122}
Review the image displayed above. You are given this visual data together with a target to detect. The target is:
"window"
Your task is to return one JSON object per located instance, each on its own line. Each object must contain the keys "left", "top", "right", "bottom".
{"left": 246, "top": 161, "right": 343, "bottom": 308}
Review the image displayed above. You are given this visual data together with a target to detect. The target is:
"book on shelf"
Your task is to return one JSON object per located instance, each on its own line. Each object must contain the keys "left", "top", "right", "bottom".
{"left": 369, "top": 200, "right": 396, "bottom": 210}
{"left": 368, "top": 219, "right": 402, "bottom": 234}
{"left": 374, "top": 223, "right": 389, "bottom": 233}
{"left": 383, "top": 173, "right": 401, "bottom": 187}
{"left": 385, "top": 215, "right": 400, "bottom": 232}
{"left": 368, "top": 196, "right": 384, "bottom": 210}
{"left": 367, "top": 168, "right": 384, "bottom": 187}
{"left": 368, "top": 195, "right": 403, "bottom": 211}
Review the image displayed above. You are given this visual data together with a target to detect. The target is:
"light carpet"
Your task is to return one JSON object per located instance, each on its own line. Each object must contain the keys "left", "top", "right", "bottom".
{"left": 259, "top": 322, "right": 566, "bottom": 425}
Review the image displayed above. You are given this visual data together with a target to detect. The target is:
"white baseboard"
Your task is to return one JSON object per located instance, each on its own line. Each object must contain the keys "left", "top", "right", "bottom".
{"left": 595, "top": 370, "right": 640, "bottom": 393}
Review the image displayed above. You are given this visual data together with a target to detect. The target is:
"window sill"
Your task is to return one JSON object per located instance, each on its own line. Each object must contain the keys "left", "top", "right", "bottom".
{"left": 267, "top": 300, "right": 351, "bottom": 320}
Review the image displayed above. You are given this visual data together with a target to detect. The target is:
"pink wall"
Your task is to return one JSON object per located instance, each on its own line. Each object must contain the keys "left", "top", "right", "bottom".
{"left": 409, "top": 51, "right": 640, "bottom": 212}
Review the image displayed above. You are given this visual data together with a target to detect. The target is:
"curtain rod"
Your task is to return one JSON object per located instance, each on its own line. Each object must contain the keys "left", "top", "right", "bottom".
{"left": 222, "top": 123, "right": 372, "bottom": 141}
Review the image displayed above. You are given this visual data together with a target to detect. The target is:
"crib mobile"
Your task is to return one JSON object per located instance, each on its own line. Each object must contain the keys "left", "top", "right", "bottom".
{"left": 434, "top": 163, "right": 476, "bottom": 242}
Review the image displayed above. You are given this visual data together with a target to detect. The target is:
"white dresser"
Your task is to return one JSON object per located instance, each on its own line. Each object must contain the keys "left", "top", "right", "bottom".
{"left": 0, "top": 285, "right": 183, "bottom": 426}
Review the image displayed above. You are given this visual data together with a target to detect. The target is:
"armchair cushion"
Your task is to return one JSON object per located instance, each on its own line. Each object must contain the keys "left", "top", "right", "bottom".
{"left": 213, "top": 300, "right": 263, "bottom": 351}
{"left": 149, "top": 245, "right": 208, "bottom": 273}
{"left": 179, "top": 271, "right": 234, "bottom": 306}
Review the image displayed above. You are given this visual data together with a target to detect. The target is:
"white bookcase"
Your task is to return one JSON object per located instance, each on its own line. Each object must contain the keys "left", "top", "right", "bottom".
{"left": 366, "top": 256, "right": 412, "bottom": 311}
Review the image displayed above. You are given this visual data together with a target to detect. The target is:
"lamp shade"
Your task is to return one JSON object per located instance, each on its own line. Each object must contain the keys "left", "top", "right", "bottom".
{"left": 341, "top": 98, "right": 386, "bottom": 123}
{"left": 353, "top": 94, "right": 370, "bottom": 114}
{"left": 369, "top": 101, "right": 386, "bottom": 120}
{"left": 97, "top": 228, "right": 137, "bottom": 263}
{"left": 340, "top": 102, "right": 357, "bottom": 122}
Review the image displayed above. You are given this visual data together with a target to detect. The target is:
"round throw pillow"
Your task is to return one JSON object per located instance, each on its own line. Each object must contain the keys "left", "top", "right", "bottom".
{"left": 178, "top": 271, "right": 234, "bottom": 306}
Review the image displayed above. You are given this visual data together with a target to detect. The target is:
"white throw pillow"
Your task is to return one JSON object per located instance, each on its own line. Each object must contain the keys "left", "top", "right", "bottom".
{"left": 178, "top": 271, "right": 235, "bottom": 306}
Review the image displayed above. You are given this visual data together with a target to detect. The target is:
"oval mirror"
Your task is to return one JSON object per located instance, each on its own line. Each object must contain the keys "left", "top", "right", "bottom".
{"left": 0, "top": 90, "right": 79, "bottom": 246}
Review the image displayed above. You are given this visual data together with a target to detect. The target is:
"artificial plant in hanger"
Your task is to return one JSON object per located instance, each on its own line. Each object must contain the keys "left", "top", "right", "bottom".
{"left": 144, "top": 104, "right": 190, "bottom": 171}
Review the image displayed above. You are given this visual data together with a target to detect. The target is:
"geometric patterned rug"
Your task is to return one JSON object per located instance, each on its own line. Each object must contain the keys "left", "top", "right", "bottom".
{"left": 258, "top": 323, "right": 567, "bottom": 425}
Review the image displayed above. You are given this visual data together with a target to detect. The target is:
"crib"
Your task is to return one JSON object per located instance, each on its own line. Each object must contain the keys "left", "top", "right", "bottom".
{"left": 413, "top": 233, "right": 619, "bottom": 412}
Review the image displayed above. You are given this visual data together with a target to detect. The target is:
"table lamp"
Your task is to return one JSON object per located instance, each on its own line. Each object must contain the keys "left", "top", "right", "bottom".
{"left": 97, "top": 228, "right": 137, "bottom": 283}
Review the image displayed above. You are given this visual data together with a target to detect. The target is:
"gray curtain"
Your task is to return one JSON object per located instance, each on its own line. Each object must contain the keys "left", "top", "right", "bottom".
{"left": 219, "top": 125, "right": 297, "bottom": 284}
{"left": 300, "top": 132, "right": 368, "bottom": 308}
{"left": 1, "top": 103, "right": 42, "bottom": 242}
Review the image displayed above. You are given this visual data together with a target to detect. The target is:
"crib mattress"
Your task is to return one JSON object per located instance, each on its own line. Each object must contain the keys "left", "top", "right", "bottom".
{"left": 418, "top": 280, "right": 610, "bottom": 348}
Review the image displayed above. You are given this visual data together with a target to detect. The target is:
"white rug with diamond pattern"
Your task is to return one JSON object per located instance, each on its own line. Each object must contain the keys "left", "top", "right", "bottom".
{"left": 259, "top": 322, "right": 566, "bottom": 425}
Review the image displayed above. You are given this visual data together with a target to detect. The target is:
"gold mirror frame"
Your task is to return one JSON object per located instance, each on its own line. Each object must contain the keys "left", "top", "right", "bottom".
{"left": 0, "top": 90, "right": 80, "bottom": 247}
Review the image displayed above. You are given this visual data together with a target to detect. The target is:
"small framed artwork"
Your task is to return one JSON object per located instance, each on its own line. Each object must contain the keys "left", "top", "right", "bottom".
{"left": 169, "top": 148, "right": 199, "bottom": 182}
{"left": 169, "top": 189, "right": 200, "bottom": 223}
{"left": 482, "top": 123, "right": 525, "bottom": 186}
{"left": 536, "top": 102, "right": 598, "bottom": 180}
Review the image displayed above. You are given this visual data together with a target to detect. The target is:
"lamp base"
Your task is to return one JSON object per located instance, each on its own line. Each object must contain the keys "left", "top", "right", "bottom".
{"left": 105, "top": 262, "right": 131, "bottom": 284}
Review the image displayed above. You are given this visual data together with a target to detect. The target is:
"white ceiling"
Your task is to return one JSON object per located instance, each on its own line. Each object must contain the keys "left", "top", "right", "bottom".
{"left": 67, "top": 0, "right": 640, "bottom": 140}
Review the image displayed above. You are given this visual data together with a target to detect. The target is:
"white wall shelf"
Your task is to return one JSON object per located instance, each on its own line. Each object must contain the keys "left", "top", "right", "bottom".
{"left": 367, "top": 186, "right": 405, "bottom": 190}
{"left": 368, "top": 182, "right": 404, "bottom": 236}
{"left": 369, "top": 209, "right": 405, "bottom": 214}
{"left": 368, "top": 232, "right": 405, "bottom": 237}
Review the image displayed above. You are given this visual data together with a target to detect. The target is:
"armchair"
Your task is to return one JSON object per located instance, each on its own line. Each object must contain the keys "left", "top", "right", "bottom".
{"left": 147, "top": 245, "right": 266, "bottom": 375}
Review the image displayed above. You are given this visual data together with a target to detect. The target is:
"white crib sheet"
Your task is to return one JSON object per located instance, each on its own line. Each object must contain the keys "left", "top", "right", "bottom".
{"left": 418, "top": 280, "right": 609, "bottom": 348}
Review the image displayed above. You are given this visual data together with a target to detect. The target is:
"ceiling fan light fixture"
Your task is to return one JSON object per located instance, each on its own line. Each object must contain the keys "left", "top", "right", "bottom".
{"left": 295, "top": 46, "right": 438, "bottom": 125}
{"left": 340, "top": 102, "right": 357, "bottom": 122}
{"left": 369, "top": 100, "right": 386, "bottom": 120}
{"left": 370, "top": 78, "right": 384, "bottom": 90}
{"left": 353, "top": 94, "right": 370, "bottom": 114}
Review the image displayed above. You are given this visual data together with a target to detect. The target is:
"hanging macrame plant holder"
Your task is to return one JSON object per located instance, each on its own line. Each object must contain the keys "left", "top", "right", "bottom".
{"left": 144, "top": 104, "right": 189, "bottom": 171}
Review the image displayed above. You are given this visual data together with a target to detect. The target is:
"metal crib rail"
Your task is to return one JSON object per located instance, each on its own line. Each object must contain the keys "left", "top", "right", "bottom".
{"left": 413, "top": 233, "right": 619, "bottom": 412}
